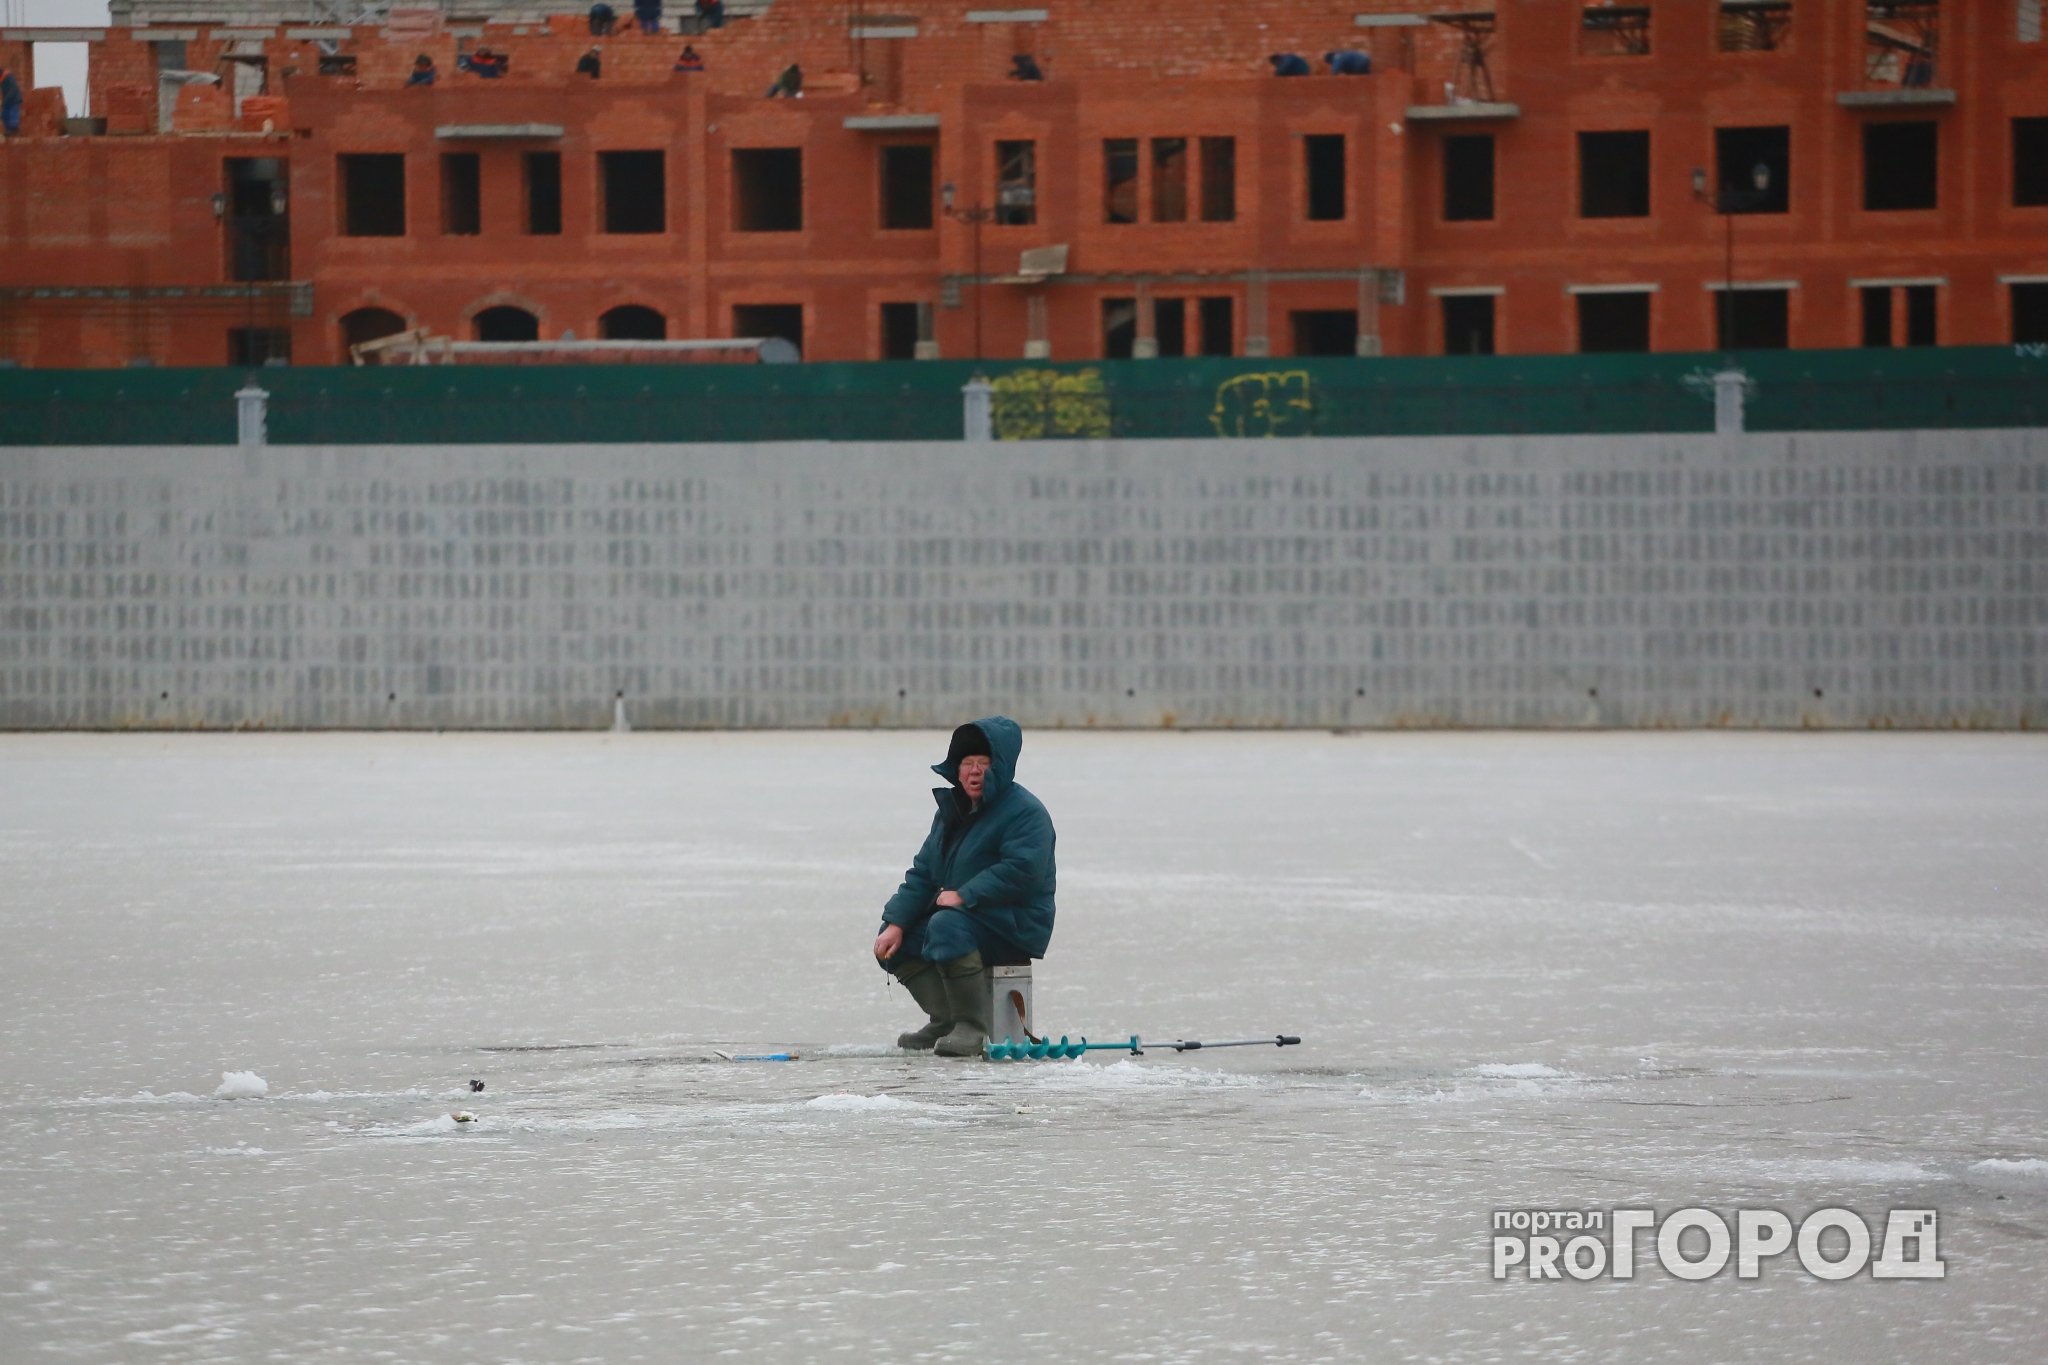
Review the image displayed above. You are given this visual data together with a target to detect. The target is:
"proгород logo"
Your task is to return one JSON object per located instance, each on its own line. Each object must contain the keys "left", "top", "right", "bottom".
{"left": 1491, "top": 1207, "right": 1945, "bottom": 1281}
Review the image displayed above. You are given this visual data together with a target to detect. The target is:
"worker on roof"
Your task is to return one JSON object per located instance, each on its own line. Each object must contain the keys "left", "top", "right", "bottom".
{"left": 766, "top": 62, "right": 802, "bottom": 98}
{"left": 674, "top": 45, "right": 704, "bottom": 72}
{"left": 406, "top": 54, "right": 436, "bottom": 86}
{"left": 633, "top": 0, "right": 663, "bottom": 36}
{"left": 1269, "top": 53, "right": 1310, "bottom": 76}
{"left": 589, "top": 1, "right": 616, "bottom": 35}
{"left": 874, "top": 718, "right": 1058, "bottom": 1058}
{"left": 576, "top": 46, "right": 602, "bottom": 78}
{"left": 1010, "top": 53, "right": 1044, "bottom": 81}
{"left": 1, "top": 65, "right": 21, "bottom": 136}
{"left": 696, "top": 0, "right": 725, "bottom": 29}
{"left": 1325, "top": 50, "right": 1372, "bottom": 74}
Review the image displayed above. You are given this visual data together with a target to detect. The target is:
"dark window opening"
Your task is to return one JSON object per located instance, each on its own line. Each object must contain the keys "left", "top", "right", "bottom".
{"left": 1154, "top": 298, "right": 1186, "bottom": 357}
{"left": 2013, "top": 283, "right": 2048, "bottom": 344}
{"left": 1441, "top": 295, "right": 1496, "bottom": 355}
{"left": 734, "top": 148, "right": 803, "bottom": 232}
{"left": 1200, "top": 137, "right": 1236, "bottom": 222}
{"left": 1579, "top": 131, "right": 1650, "bottom": 218}
{"left": 1102, "top": 297, "right": 1136, "bottom": 358}
{"left": 1861, "top": 286, "right": 1893, "bottom": 347}
{"left": 1714, "top": 288, "right": 1789, "bottom": 350}
{"left": 1152, "top": 137, "right": 1188, "bottom": 223}
{"left": 525, "top": 152, "right": 562, "bottom": 235}
{"left": 1581, "top": 4, "right": 1651, "bottom": 56}
{"left": 880, "top": 302, "right": 921, "bottom": 359}
{"left": 441, "top": 152, "right": 480, "bottom": 235}
{"left": 1903, "top": 284, "right": 1936, "bottom": 346}
{"left": 1104, "top": 138, "right": 1138, "bottom": 224}
{"left": 1577, "top": 292, "right": 1650, "bottom": 352}
{"left": 601, "top": 150, "right": 666, "bottom": 234}
{"left": 880, "top": 145, "right": 934, "bottom": 229}
{"left": 733, "top": 304, "right": 803, "bottom": 357}
{"left": 341, "top": 307, "right": 407, "bottom": 362}
{"left": 1443, "top": 134, "right": 1494, "bottom": 221}
{"left": 996, "top": 140, "right": 1037, "bottom": 225}
{"left": 225, "top": 157, "right": 290, "bottom": 281}
{"left": 1863, "top": 121, "right": 1937, "bottom": 211}
{"left": 317, "top": 51, "right": 357, "bottom": 76}
{"left": 1292, "top": 310, "right": 1358, "bottom": 356}
{"left": 1718, "top": 0, "right": 1791, "bottom": 51}
{"left": 1714, "top": 126, "right": 1789, "bottom": 213}
{"left": 474, "top": 307, "right": 538, "bottom": 342}
{"left": 339, "top": 153, "right": 405, "bottom": 237}
{"left": 1199, "top": 296, "right": 1234, "bottom": 356}
{"left": 228, "top": 327, "right": 291, "bottom": 366}
{"left": 600, "top": 305, "right": 666, "bottom": 340}
{"left": 2014, "top": 117, "right": 2048, "bottom": 207}
{"left": 1305, "top": 135, "right": 1346, "bottom": 221}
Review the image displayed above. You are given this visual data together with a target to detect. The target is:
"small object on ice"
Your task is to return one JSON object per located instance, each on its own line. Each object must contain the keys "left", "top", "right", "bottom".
{"left": 468, "top": 1079, "right": 485, "bottom": 1093}
{"left": 214, "top": 1071, "right": 269, "bottom": 1099}
{"left": 1013, "top": 1104, "right": 1034, "bottom": 1114}
{"left": 452, "top": 1111, "right": 477, "bottom": 1123}
{"left": 712, "top": 1050, "right": 799, "bottom": 1062}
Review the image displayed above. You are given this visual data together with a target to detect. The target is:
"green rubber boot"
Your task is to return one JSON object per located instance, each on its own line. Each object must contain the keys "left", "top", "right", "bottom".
{"left": 934, "top": 951, "right": 991, "bottom": 1058}
{"left": 891, "top": 959, "right": 952, "bottom": 1050}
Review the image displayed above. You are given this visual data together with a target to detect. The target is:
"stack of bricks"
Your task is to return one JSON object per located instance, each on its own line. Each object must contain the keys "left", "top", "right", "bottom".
{"left": 238, "top": 93, "right": 290, "bottom": 131}
{"left": 100, "top": 83, "right": 155, "bottom": 135}
{"left": 22, "top": 87, "right": 67, "bottom": 137}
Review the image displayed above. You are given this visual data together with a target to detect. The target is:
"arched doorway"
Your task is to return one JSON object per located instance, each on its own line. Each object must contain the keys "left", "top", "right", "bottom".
{"left": 473, "top": 306, "right": 540, "bottom": 342}
{"left": 600, "top": 305, "right": 667, "bottom": 340}
{"left": 340, "top": 306, "right": 407, "bottom": 363}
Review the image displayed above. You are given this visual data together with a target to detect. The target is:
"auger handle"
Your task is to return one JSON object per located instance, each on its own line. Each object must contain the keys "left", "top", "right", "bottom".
{"left": 1164, "top": 1035, "right": 1302, "bottom": 1051}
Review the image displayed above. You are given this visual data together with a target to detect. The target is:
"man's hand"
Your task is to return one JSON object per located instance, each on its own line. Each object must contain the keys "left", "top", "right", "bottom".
{"left": 873, "top": 923, "right": 904, "bottom": 960}
{"left": 935, "top": 890, "right": 964, "bottom": 909}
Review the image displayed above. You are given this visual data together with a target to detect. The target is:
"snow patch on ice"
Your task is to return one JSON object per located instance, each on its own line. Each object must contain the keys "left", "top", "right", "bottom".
{"left": 214, "top": 1071, "right": 269, "bottom": 1099}
{"left": 1970, "top": 1158, "right": 2048, "bottom": 1181}
{"left": 807, "top": 1092, "right": 924, "bottom": 1112}
{"left": 816, "top": 1044, "right": 900, "bottom": 1058}
{"left": 1026, "top": 1060, "right": 1263, "bottom": 1090}
{"left": 1462, "top": 1063, "right": 1566, "bottom": 1079}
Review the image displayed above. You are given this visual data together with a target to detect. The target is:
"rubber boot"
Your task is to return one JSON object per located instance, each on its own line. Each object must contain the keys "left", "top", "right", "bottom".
{"left": 891, "top": 959, "right": 952, "bottom": 1050}
{"left": 934, "top": 950, "right": 991, "bottom": 1058}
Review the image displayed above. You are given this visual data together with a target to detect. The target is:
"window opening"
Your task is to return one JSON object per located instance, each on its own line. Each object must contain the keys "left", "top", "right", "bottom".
{"left": 1714, "top": 127, "right": 1789, "bottom": 213}
{"left": 601, "top": 151, "right": 666, "bottom": 234}
{"left": 1863, "top": 1, "right": 1939, "bottom": 90}
{"left": 525, "top": 152, "right": 562, "bottom": 235}
{"left": 1154, "top": 298, "right": 1187, "bottom": 357}
{"left": 1104, "top": 139, "right": 1138, "bottom": 224}
{"left": 1715, "top": 288, "right": 1788, "bottom": 349}
{"left": 733, "top": 304, "right": 803, "bottom": 358}
{"left": 1861, "top": 286, "right": 1893, "bottom": 346}
{"left": 441, "top": 153, "right": 480, "bottom": 235}
{"left": 1305, "top": 135, "right": 1345, "bottom": 221}
{"left": 600, "top": 305, "right": 666, "bottom": 340}
{"left": 474, "top": 306, "right": 539, "bottom": 342}
{"left": 1442, "top": 295, "right": 1496, "bottom": 354}
{"left": 1199, "top": 297, "right": 1234, "bottom": 356}
{"left": 224, "top": 157, "right": 290, "bottom": 281}
{"left": 996, "top": 141, "right": 1037, "bottom": 225}
{"left": 1199, "top": 138, "right": 1236, "bottom": 222}
{"left": 339, "top": 153, "right": 406, "bottom": 237}
{"left": 1102, "top": 297, "right": 1137, "bottom": 358}
{"left": 881, "top": 145, "right": 934, "bottom": 229}
{"left": 341, "top": 307, "right": 406, "bottom": 362}
{"left": 1577, "top": 292, "right": 1650, "bottom": 352}
{"left": 1863, "top": 121, "right": 1936, "bottom": 210}
{"left": 1581, "top": 5, "right": 1651, "bottom": 56}
{"left": 1443, "top": 134, "right": 1494, "bottom": 221}
{"left": 881, "top": 302, "right": 921, "bottom": 359}
{"left": 734, "top": 148, "right": 803, "bottom": 232}
{"left": 2014, "top": 118, "right": 2048, "bottom": 207}
{"left": 227, "top": 328, "right": 291, "bottom": 366}
{"left": 1579, "top": 131, "right": 1650, "bottom": 218}
{"left": 2013, "top": 283, "right": 2048, "bottom": 344}
{"left": 1719, "top": 0, "right": 1791, "bottom": 51}
{"left": 1903, "top": 284, "right": 1936, "bottom": 345}
{"left": 1152, "top": 138, "right": 1188, "bottom": 223}
{"left": 1291, "top": 311, "right": 1358, "bottom": 356}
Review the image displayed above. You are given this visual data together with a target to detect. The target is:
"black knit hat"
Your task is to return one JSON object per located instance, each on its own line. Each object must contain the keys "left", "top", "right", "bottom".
{"left": 944, "top": 722, "right": 992, "bottom": 767}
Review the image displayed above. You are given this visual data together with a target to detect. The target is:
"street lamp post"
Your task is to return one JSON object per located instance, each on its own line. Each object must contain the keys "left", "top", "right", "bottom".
{"left": 1693, "top": 161, "right": 1772, "bottom": 353}
{"left": 940, "top": 181, "right": 993, "bottom": 361}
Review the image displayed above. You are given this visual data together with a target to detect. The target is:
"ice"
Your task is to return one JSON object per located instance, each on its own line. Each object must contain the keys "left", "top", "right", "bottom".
{"left": 2, "top": 730, "right": 2045, "bottom": 1363}
{"left": 212, "top": 1070, "right": 269, "bottom": 1099}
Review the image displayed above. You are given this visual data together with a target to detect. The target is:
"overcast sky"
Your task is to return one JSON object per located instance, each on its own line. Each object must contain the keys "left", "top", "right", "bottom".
{"left": 16, "top": 2, "right": 114, "bottom": 115}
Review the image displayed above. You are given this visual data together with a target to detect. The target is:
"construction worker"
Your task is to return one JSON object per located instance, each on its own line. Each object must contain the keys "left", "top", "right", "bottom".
{"left": 1, "top": 66, "right": 22, "bottom": 137}
{"left": 874, "top": 719, "right": 1057, "bottom": 1057}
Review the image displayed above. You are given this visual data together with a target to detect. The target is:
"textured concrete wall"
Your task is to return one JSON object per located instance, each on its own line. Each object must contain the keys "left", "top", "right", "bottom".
{"left": 2, "top": 430, "right": 2043, "bottom": 729}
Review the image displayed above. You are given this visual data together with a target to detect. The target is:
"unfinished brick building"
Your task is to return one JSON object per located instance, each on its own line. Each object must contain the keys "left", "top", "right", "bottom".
{"left": 3, "top": 0, "right": 2046, "bottom": 368}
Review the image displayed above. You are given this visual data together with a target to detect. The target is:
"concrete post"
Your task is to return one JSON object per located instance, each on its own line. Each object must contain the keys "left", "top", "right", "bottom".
{"left": 962, "top": 376, "right": 993, "bottom": 441}
{"left": 235, "top": 385, "right": 268, "bottom": 447}
{"left": 1713, "top": 369, "right": 1746, "bottom": 435}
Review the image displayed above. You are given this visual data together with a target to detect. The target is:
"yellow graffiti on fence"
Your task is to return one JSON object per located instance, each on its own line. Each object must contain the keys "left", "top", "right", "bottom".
{"left": 1209, "top": 370, "right": 1316, "bottom": 437}
{"left": 992, "top": 368, "right": 1113, "bottom": 440}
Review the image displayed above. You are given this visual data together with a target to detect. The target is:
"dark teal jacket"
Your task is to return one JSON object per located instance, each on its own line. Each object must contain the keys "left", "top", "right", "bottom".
{"left": 882, "top": 716, "right": 1057, "bottom": 958}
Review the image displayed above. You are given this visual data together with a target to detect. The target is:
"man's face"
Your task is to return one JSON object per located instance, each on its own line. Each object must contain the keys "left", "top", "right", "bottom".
{"left": 958, "top": 754, "right": 991, "bottom": 801}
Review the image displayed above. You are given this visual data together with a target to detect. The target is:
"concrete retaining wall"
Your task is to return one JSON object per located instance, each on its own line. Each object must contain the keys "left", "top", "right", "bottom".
{"left": 3, "top": 431, "right": 2043, "bottom": 729}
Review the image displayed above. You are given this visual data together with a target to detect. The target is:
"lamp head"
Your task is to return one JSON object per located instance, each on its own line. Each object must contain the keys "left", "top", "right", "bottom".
{"left": 1751, "top": 162, "right": 1770, "bottom": 192}
{"left": 941, "top": 181, "right": 956, "bottom": 212}
{"left": 269, "top": 184, "right": 288, "bottom": 216}
{"left": 1691, "top": 167, "right": 1705, "bottom": 196}
{"left": 211, "top": 192, "right": 227, "bottom": 221}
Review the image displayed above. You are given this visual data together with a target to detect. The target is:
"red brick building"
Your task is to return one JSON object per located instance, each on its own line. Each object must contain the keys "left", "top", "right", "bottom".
{"left": 3, "top": 0, "right": 2046, "bottom": 368}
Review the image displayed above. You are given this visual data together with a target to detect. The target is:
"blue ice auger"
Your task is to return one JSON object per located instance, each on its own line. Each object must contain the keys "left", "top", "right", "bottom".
{"left": 983, "top": 1034, "right": 1300, "bottom": 1061}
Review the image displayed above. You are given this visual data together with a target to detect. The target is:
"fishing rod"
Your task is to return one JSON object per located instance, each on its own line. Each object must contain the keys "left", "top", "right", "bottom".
{"left": 984, "top": 1034, "right": 1301, "bottom": 1061}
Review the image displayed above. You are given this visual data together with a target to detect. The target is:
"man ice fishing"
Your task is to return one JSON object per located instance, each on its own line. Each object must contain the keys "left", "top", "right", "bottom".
{"left": 874, "top": 717, "right": 1055, "bottom": 1057}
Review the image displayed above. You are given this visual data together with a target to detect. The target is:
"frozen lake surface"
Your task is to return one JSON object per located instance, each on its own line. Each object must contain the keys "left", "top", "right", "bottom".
{"left": 2, "top": 730, "right": 2045, "bottom": 1363}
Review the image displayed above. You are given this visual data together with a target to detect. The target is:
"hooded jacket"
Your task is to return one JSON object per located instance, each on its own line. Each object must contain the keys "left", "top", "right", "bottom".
{"left": 881, "top": 716, "right": 1057, "bottom": 958}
